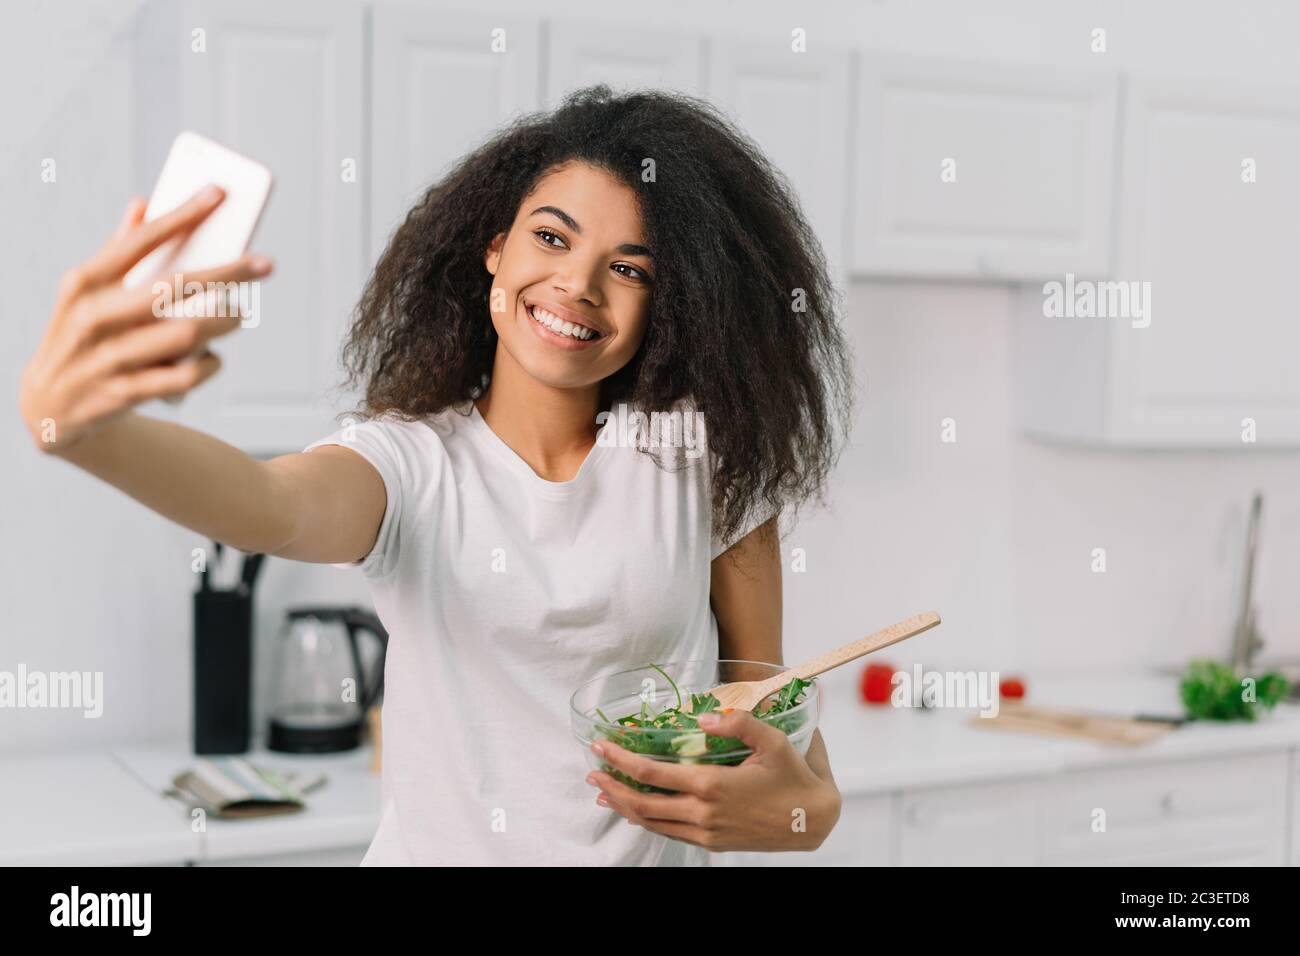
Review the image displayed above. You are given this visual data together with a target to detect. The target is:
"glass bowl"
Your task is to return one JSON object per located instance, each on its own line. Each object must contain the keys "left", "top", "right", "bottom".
{"left": 570, "top": 659, "right": 821, "bottom": 795}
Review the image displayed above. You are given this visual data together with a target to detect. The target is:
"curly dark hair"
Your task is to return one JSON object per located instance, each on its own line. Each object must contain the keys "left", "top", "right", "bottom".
{"left": 339, "top": 84, "right": 855, "bottom": 550}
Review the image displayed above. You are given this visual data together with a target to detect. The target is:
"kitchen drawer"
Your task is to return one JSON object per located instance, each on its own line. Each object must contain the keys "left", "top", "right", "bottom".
{"left": 898, "top": 779, "right": 1041, "bottom": 866}
{"left": 1042, "top": 751, "right": 1288, "bottom": 866}
{"left": 715, "top": 792, "right": 893, "bottom": 866}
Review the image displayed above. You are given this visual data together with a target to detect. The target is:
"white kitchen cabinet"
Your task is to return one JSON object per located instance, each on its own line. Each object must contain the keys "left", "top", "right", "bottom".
{"left": 805, "top": 791, "right": 894, "bottom": 865}
{"left": 897, "top": 778, "right": 1041, "bottom": 866}
{"left": 706, "top": 38, "right": 853, "bottom": 291}
{"left": 134, "top": 0, "right": 367, "bottom": 454}
{"left": 1041, "top": 751, "right": 1289, "bottom": 866}
{"left": 1292, "top": 749, "right": 1300, "bottom": 866}
{"left": 1014, "top": 75, "right": 1300, "bottom": 446}
{"left": 370, "top": 4, "right": 542, "bottom": 265}
{"left": 543, "top": 21, "right": 705, "bottom": 109}
{"left": 851, "top": 55, "right": 1118, "bottom": 280}
{"left": 715, "top": 792, "right": 894, "bottom": 867}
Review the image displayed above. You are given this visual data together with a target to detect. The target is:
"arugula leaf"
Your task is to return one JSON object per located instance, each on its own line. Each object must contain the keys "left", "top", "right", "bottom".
{"left": 649, "top": 663, "right": 683, "bottom": 711}
{"left": 761, "top": 676, "right": 812, "bottom": 715}
{"left": 690, "top": 692, "right": 721, "bottom": 715}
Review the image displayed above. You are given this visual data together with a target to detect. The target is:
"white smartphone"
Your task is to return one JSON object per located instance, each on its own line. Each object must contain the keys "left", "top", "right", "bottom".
{"left": 124, "top": 131, "right": 273, "bottom": 400}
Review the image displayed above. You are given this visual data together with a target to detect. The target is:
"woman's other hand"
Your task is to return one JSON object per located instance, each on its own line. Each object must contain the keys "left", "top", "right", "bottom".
{"left": 586, "top": 710, "right": 842, "bottom": 853}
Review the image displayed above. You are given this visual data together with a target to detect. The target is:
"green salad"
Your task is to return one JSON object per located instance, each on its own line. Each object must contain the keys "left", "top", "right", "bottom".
{"left": 592, "top": 664, "right": 813, "bottom": 794}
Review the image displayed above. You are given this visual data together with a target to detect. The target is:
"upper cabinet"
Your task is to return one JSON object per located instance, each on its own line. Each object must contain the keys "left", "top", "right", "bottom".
{"left": 544, "top": 22, "right": 704, "bottom": 106}
{"left": 135, "top": 0, "right": 366, "bottom": 454}
{"left": 132, "top": 2, "right": 1297, "bottom": 452}
{"left": 370, "top": 5, "right": 542, "bottom": 265}
{"left": 706, "top": 37, "right": 853, "bottom": 291}
{"left": 851, "top": 55, "right": 1118, "bottom": 281}
{"left": 1014, "top": 75, "right": 1300, "bottom": 446}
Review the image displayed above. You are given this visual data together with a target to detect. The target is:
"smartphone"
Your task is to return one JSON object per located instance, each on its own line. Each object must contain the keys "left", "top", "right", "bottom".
{"left": 124, "top": 131, "right": 273, "bottom": 400}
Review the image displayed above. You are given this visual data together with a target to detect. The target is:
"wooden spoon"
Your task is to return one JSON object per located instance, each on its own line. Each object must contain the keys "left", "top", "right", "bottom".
{"left": 695, "top": 611, "right": 942, "bottom": 713}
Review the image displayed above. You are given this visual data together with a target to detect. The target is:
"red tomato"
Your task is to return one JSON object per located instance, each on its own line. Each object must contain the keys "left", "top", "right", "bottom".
{"left": 860, "top": 662, "right": 895, "bottom": 704}
{"left": 1000, "top": 677, "right": 1026, "bottom": 699}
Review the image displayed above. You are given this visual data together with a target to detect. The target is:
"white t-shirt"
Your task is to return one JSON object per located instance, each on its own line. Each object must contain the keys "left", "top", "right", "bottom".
{"left": 303, "top": 399, "right": 770, "bottom": 866}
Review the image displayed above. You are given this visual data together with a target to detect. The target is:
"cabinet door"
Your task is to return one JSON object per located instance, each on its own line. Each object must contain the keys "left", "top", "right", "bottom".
{"left": 162, "top": 0, "right": 365, "bottom": 453}
{"left": 714, "top": 791, "right": 894, "bottom": 867}
{"left": 1104, "top": 76, "right": 1300, "bottom": 445}
{"left": 706, "top": 37, "right": 853, "bottom": 290}
{"left": 1042, "top": 750, "right": 1288, "bottom": 866}
{"left": 543, "top": 22, "right": 704, "bottom": 108}
{"left": 371, "top": 4, "right": 542, "bottom": 264}
{"left": 898, "top": 779, "right": 1040, "bottom": 866}
{"left": 852, "top": 55, "right": 1117, "bottom": 280}
{"left": 1292, "top": 749, "right": 1300, "bottom": 867}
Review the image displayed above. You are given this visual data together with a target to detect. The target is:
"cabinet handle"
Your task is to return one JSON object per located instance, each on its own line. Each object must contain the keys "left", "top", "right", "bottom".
{"left": 1160, "top": 792, "right": 1175, "bottom": 815}
{"left": 905, "top": 801, "right": 935, "bottom": 827}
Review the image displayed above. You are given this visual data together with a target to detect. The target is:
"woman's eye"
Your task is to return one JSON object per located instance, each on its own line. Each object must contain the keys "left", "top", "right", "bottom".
{"left": 614, "top": 263, "right": 650, "bottom": 283}
{"left": 534, "top": 228, "right": 567, "bottom": 249}
{"left": 533, "top": 229, "right": 649, "bottom": 283}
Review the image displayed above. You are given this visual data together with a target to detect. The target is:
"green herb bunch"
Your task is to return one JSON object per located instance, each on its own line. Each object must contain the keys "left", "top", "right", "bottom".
{"left": 592, "top": 665, "right": 813, "bottom": 794}
{"left": 1178, "top": 658, "right": 1289, "bottom": 721}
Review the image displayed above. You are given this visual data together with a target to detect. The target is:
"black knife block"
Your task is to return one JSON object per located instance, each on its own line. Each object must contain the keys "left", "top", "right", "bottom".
{"left": 193, "top": 587, "right": 253, "bottom": 754}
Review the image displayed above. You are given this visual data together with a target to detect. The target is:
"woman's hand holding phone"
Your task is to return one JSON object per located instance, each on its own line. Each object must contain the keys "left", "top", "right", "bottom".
{"left": 18, "top": 185, "right": 274, "bottom": 457}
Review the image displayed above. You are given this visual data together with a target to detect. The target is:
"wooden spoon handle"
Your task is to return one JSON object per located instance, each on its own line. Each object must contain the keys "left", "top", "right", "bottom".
{"left": 761, "top": 611, "right": 942, "bottom": 695}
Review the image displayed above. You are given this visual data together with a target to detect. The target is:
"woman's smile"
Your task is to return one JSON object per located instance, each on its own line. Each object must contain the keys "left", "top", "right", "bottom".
{"left": 522, "top": 297, "right": 610, "bottom": 351}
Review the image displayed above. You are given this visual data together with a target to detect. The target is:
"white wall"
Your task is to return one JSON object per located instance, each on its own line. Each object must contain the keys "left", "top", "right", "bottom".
{"left": 791, "top": 279, "right": 1300, "bottom": 681}
{"left": 2, "top": 0, "right": 1298, "bottom": 754}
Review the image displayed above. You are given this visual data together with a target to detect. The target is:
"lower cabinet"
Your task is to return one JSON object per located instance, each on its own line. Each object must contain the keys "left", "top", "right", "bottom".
{"left": 1040, "top": 751, "right": 1289, "bottom": 867}
{"left": 714, "top": 792, "right": 892, "bottom": 867}
{"left": 1293, "top": 751, "right": 1300, "bottom": 867}
{"left": 897, "top": 779, "right": 1039, "bottom": 866}
{"left": 717, "top": 748, "right": 1293, "bottom": 866}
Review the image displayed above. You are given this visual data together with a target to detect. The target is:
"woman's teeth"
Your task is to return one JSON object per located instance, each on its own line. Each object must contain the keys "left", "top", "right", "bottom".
{"left": 528, "top": 304, "right": 598, "bottom": 341}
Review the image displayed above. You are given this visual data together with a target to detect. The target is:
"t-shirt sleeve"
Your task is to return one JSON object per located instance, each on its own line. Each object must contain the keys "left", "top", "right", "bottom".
{"left": 706, "top": 442, "right": 781, "bottom": 560}
{"left": 302, "top": 419, "right": 405, "bottom": 579}
{"left": 710, "top": 496, "right": 781, "bottom": 561}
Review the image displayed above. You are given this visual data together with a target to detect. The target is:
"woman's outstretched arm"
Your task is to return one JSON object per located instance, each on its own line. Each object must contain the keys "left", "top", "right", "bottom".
{"left": 18, "top": 187, "right": 385, "bottom": 565}
{"left": 52, "top": 413, "right": 384, "bottom": 563}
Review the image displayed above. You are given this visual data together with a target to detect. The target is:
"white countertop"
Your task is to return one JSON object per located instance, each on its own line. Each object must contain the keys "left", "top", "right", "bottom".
{"left": 5, "top": 672, "right": 1298, "bottom": 864}
{"left": 816, "top": 670, "right": 1300, "bottom": 794}
{"left": 0, "top": 741, "right": 381, "bottom": 866}
{"left": 0, "top": 751, "right": 202, "bottom": 866}
{"left": 114, "top": 743, "right": 381, "bottom": 862}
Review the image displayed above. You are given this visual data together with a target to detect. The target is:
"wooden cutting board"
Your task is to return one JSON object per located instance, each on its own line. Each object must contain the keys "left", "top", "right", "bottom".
{"left": 969, "top": 702, "right": 1177, "bottom": 746}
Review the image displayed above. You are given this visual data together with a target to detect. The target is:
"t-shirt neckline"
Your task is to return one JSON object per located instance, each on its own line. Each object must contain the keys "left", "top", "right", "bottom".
{"left": 464, "top": 400, "right": 612, "bottom": 497}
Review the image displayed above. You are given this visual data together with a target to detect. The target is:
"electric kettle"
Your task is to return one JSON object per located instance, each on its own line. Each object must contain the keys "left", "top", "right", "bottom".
{"left": 268, "top": 605, "right": 388, "bottom": 753}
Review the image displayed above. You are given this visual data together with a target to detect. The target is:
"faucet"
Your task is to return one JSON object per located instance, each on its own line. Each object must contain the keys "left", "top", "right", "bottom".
{"left": 1229, "top": 492, "right": 1265, "bottom": 673}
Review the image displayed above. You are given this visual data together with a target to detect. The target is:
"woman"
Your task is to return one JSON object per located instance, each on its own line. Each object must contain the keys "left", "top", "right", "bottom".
{"left": 18, "top": 85, "right": 855, "bottom": 865}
